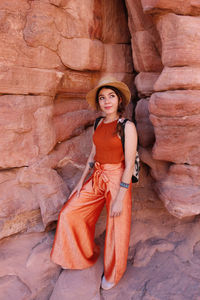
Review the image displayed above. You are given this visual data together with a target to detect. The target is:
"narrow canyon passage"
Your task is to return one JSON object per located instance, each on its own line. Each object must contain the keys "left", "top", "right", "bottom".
{"left": 0, "top": 1, "right": 200, "bottom": 300}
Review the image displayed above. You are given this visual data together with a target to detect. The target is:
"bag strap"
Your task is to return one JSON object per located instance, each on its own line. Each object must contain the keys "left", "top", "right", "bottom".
{"left": 119, "top": 118, "right": 129, "bottom": 154}
{"left": 94, "top": 116, "right": 104, "bottom": 131}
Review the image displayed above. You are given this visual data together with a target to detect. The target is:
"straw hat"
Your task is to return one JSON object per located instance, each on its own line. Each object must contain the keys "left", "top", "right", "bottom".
{"left": 86, "top": 76, "right": 131, "bottom": 109}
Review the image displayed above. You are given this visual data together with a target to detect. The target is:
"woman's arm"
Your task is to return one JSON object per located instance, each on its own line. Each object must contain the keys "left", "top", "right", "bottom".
{"left": 110, "top": 121, "right": 137, "bottom": 217}
{"left": 69, "top": 141, "right": 96, "bottom": 198}
{"left": 69, "top": 118, "right": 103, "bottom": 198}
{"left": 121, "top": 121, "right": 138, "bottom": 183}
{"left": 79, "top": 142, "right": 96, "bottom": 185}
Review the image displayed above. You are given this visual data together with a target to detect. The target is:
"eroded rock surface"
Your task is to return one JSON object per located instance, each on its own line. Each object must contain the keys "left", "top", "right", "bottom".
{"left": 0, "top": 232, "right": 61, "bottom": 300}
{"left": 0, "top": 0, "right": 134, "bottom": 299}
{"left": 1, "top": 0, "right": 200, "bottom": 299}
{"left": 130, "top": 0, "right": 200, "bottom": 219}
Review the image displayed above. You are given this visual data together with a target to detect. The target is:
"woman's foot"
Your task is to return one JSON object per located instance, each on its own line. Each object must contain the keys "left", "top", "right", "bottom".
{"left": 101, "top": 275, "right": 115, "bottom": 290}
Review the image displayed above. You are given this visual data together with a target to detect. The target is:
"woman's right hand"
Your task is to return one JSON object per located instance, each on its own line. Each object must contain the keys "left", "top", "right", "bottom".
{"left": 69, "top": 179, "right": 83, "bottom": 199}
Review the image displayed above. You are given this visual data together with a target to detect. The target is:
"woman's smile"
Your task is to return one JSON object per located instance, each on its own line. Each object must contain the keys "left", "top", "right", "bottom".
{"left": 104, "top": 105, "right": 112, "bottom": 109}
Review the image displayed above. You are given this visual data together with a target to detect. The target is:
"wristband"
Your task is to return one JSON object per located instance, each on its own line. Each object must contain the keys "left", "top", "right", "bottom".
{"left": 120, "top": 181, "right": 129, "bottom": 189}
{"left": 89, "top": 162, "right": 94, "bottom": 169}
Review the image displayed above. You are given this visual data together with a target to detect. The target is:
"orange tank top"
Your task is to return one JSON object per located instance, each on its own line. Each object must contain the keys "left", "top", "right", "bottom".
{"left": 93, "top": 119, "right": 124, "bottom": 164}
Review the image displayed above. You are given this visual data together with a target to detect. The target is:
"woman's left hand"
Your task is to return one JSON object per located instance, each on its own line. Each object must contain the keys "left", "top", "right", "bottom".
{"left": 110, "top": 195, "right": 123, "bottom": 217}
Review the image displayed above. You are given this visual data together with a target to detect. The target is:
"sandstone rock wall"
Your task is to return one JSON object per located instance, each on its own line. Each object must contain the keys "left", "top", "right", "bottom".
{"left": 0, "top": 1, "right": 133, "bottom": 299}
{"left": 1, "top": 0, "right": 200, "bottom": 299}
{"left": 115, "top": 1, "right": 200, "bottom": 299}
{"left": 126, "top": 0, "right": 200, "bottom": 219}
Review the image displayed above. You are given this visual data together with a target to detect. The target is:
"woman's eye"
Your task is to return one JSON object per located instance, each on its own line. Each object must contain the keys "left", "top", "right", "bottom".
{"left": 99, "top": 97, "right": 104, "bottom": 101}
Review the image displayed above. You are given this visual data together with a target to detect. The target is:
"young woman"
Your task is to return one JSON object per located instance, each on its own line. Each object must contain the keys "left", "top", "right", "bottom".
{"left": 50, "top": 76, "right": 138, "bottom": 290}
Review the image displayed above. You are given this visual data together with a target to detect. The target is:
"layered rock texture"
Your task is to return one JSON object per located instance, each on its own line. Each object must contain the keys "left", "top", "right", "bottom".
{"left": 128, "top": 0, "right": 200, "bottom": 219}
{"left": 1, "top": 0, "right": 200, "bottom": 299}
{"left": 0, "top": 0, "right": 133, "bottom": 299}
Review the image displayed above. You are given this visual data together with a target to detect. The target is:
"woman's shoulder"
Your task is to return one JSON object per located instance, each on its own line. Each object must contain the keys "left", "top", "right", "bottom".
{"left": 121, "top": 119, "right": 137, "bottom": 139}
{"left": 118, "top": 118, "right": 136, "bottom": 129}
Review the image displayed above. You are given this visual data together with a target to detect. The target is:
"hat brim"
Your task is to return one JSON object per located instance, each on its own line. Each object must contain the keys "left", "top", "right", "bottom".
{"left": 86, "top": 81, "right": 131, "bottom": 109}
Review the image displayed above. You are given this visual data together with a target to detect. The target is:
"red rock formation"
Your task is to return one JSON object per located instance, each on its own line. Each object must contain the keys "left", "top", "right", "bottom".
{"left": 0, "top": 0, "right": 134, "bottom": 298}
{"left": 1, "top": 0, "right": 200, "bottom": 299}
{"left": 126, "top": 0, "right": 200, "bottom": 219}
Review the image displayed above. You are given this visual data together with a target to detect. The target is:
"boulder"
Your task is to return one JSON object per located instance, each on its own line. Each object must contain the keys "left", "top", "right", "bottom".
{"left": 50, "top": 256, "right": 103, "bottom": 300}
{"left": 149, "top": 90, "right": 200, "bottom": 117}
{"left": 0, "top": 232, "right": 61, "bottom": 300}
{"left": 0, "top": 95, "right": 56, "bottom": 168}
{"left": 138, "top": 146, "right": 169, "bottom": 181}
{"left": 56, "top": 128, "right": 94, "bottom": 183}
{"left": 151, "top": 121, "right": 200, "bottom": 165}
{"left": 37, "top": 127, "right": 94, "bottom": 171}
{"left": 0, "top": 65, "right": 63, "bottom": 96}
{"left": 18, "top": 166, "right": 68, "bottom": 227}
{"left": 53, "top": 109, "right": 97, "bottom": 142}
{"left": 155, "top": 164, "right": 200, "bottom": 218}
{"left": 58, "top": 38, "right": 104, "bottom": 71}
{"left": 0, "top": 165, "right": 68, "bottom": 239}
{"left": 135, "top": 72, "right": 160, "bottom": 97}
{"left": 141, "top": 0, "right": 200, "bottom": 15}
{"left": 149, "top": 91, "right": 200, "bottom": 165}
{"left": 157, "top": 13, "right": 200, "bottom": 67}
{"left": 154, "top": 67, "right": 200, "bottom": 91}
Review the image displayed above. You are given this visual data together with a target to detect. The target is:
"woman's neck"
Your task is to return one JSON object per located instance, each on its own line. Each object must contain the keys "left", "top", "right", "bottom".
{"left": 104, "top": 114, "right": 119, "bottom": 123}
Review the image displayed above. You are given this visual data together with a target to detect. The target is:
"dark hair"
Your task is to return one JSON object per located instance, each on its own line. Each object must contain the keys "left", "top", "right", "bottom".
{"left": 95, "top": 85, "right": 126, "bottom": 137}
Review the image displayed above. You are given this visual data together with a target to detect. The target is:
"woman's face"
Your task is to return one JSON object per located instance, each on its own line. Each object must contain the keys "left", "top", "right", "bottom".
{"left": 98, "top": 88, "right": 120, "bottom": 115}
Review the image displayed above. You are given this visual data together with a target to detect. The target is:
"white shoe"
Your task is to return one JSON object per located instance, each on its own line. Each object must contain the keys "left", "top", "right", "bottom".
{"left": 101, "top": 275, "right": 115, "bottom": 290}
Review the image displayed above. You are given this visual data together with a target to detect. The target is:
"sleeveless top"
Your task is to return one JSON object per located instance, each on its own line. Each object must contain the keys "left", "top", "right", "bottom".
{"left": 93, "top": 119, "right": 124, "bottom": 164}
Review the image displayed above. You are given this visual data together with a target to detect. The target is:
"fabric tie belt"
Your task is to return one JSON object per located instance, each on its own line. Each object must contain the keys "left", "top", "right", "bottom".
{"left": 93, "top": 162, "right": 109, "bottom": 195}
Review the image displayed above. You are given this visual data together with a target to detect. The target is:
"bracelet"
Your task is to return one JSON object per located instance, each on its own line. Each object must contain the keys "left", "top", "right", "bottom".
{"left": 89, "top": 162, "right": 94, "bottom": 169}
{"left": 120, "top": 181, "right": 129, "bottom": 189}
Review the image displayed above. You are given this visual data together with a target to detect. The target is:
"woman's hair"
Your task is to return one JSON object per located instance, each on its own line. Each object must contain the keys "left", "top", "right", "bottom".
{"left": 95, "top": 85, "right": 127, "bottom": 137}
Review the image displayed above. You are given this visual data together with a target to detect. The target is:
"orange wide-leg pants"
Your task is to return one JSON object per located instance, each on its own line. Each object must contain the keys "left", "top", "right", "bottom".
{"left": 50, "top": 162, "right": 132, "bottom": 284}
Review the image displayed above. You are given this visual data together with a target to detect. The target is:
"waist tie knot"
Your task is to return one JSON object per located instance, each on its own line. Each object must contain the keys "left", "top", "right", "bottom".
{"left": 93, "top": 162, "right": 109, "bottom": 194}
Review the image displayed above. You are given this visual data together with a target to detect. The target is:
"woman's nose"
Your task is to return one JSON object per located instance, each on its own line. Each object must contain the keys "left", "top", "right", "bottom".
{"left": 104, "top": 97, "right": 109, "bottom": 103}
